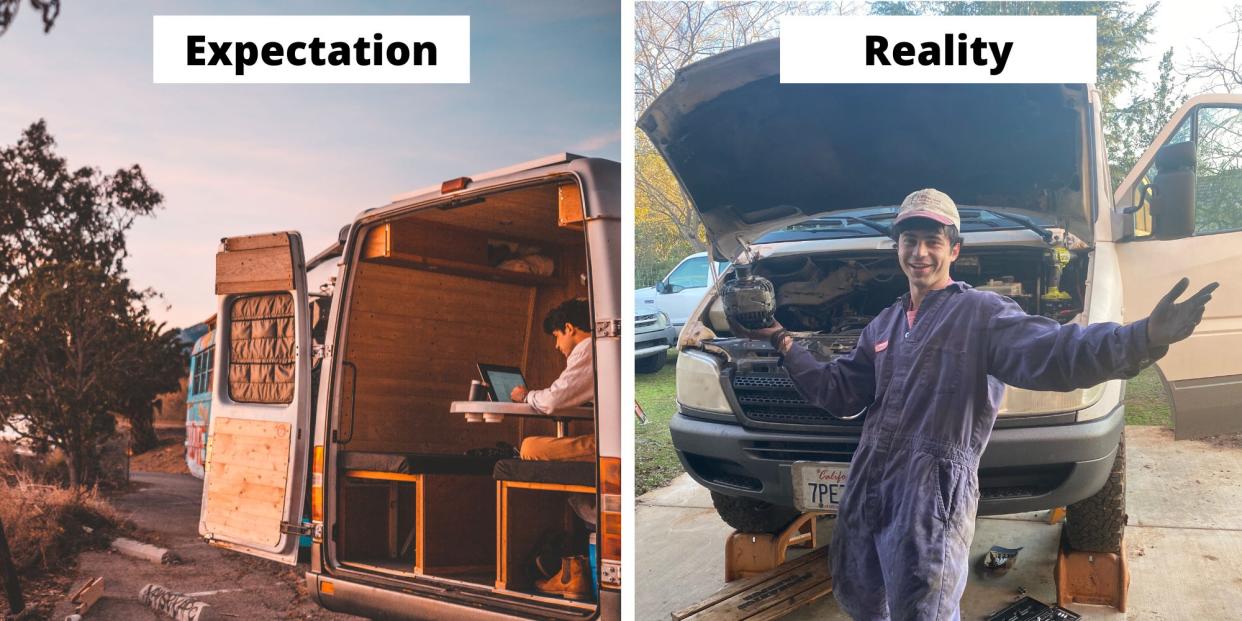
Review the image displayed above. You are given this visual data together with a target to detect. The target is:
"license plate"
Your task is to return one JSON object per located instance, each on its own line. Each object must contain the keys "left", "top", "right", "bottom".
{"left": 792, "top": 461, "right": 849, "bottom": 513}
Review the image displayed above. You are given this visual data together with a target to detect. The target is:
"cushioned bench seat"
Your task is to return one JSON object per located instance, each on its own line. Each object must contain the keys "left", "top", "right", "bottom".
{"left": 492, "top": 459, "right": 595, "bottom": 487}
{"left": 341, "top": 451, "right": 501, "bottom": 476}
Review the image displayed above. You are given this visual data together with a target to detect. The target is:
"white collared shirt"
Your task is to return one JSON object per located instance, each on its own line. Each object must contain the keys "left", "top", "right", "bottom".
{"left": 526, "top": 337, "right": 594, "bottom": 414}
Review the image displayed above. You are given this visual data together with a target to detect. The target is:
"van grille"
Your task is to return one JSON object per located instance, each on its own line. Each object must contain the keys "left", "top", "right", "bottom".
{"left": 730, "top": 370, "right": 864, "bottom": 427}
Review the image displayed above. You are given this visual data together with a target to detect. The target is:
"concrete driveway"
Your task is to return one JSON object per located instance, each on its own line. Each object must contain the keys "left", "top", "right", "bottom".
{"left": 637, "top": 426, "right": 1242, "bottom": 619}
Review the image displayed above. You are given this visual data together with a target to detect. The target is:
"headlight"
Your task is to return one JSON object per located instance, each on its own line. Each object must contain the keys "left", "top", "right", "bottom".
{"left": 676, "top": 349, "right": 735, "bottom": 418}
{"left": 996, "top": 384, "right": 1106, "bottom": 417}
{"left": 656, "top": 311, "right": 670, "bottom": 328}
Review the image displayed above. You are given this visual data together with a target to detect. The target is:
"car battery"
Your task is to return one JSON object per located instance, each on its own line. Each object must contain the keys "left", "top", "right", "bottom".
{"left": 985, "top": 596, "right": 1081, "bottom": 621}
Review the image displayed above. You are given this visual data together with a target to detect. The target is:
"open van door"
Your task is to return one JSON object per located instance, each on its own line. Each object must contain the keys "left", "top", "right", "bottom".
{"left": 200, "top": 232, "right": 313, "bottom": 564}
{"left": 1114, "top": 94, "right": 1242, "bottom": 439}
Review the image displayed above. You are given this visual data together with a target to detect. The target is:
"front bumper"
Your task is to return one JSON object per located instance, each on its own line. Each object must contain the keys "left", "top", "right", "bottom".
{"left": 635, "top": 326, "right": 679, "bottom": 358}
{"left": 669, "top": 402, "right": 1124, "bottom": 515}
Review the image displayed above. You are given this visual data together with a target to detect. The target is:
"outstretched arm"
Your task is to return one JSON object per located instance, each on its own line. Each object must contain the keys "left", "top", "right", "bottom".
{"left": 986, "top": 278, "right": 1218, "bottom": 391}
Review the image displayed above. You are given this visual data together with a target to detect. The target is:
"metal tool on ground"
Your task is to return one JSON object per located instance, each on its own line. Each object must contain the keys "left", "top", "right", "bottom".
{"left": 985, "top": 595, "right": 1080, "bottom": 621}
{"left": 672, "top": 546, "right": 833, "bottom": 621}
{"left": 1054, "top": 530, "right": 1129, "bottom": 612}
{"left": 977, "top": 545, "right": 1024, "bottom": 579}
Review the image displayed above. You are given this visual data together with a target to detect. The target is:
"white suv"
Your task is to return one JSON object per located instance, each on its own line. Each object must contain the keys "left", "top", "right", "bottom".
{"left": 636, "top": 252, "right": 729, "bottom": 329}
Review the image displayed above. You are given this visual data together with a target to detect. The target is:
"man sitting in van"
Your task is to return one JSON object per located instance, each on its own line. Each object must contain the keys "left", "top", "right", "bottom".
{"left": 510, "top": 297, "right": 595, "bottom": 461}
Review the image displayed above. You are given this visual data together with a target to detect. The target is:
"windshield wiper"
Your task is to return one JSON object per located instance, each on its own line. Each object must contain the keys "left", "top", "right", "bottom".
{"left": 845, "top": 216, "right": 893, "bottom": 238}
{"left": 977, "top": 209, "right": 1054, "bottom": 243}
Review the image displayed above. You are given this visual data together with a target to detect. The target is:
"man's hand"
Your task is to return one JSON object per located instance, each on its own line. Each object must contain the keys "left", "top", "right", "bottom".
{"left": 726, "top": 316, "right": 785, "bottom": 345}
{"left": 510, "top": 385, "right": 528, "bottom": 402}
{"left": 1146, "top": 277, "right": 1220, "bottom": 347}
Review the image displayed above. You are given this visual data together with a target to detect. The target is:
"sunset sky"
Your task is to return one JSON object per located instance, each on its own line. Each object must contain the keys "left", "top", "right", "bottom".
{"left": 0, "top": 0, "right": 621, "bottom": 328}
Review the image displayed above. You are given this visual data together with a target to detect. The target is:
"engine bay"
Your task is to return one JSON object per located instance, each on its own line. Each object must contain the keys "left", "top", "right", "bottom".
{"left": 710, "top": 246, "right": 1090, "bottom": 364}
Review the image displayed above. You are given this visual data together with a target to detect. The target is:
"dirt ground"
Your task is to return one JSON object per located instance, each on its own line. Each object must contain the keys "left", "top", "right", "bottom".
{"left": 129, "top": 426, "right": 191, "bottom": 476}
{"left": 37, "top": 471, "right": 363, "bottom": 621}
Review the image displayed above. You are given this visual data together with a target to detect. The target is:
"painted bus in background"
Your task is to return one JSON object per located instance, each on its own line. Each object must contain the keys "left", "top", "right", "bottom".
{"left": 185, "top": 315, "right": 216, "bottom": 479}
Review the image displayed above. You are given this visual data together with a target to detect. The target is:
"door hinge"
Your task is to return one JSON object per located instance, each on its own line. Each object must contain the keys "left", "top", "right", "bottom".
{"left": 595, "top": 319, "right": 621, "bottom": 338}
{"left": 281, "top": 521, "right": 314, "bottom": 536}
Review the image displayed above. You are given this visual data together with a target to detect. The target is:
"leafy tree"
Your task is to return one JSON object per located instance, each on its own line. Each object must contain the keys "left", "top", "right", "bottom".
{"left": 0, "top": 0, "right": 59, "bottom": 36}
{"left": 0, "top": 263, "right": 165, "bottom": 488}
{"left": 870, "top": 2, "right": 1156, "bottom": 106}
{"left": 0, "top": 121, "right": 179, "bottom": 483}
{"left": 116, "top": 318, "right": 186, "bottom": 454}
{"left": 634, "top": 2, "right": 853, "bottom": 276}
{"left": 1107, "top": 48, "right": 1187, "bottom": 188}
{"left": 0, "top": 121, "right": 162, "bottom": 286}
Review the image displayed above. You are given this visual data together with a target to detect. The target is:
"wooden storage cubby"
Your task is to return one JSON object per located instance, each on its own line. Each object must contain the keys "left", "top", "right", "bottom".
{"left": 338, "top": 471, "right": 496, "bottom": 582}
{"left": 496, "top": 482, "right": 596, "bottom": 596}
{"left": 338, "top": 475, "right": 418, "bottom": 574}
{"left": 362, "top": 219, "right": 562, "bottom": 286}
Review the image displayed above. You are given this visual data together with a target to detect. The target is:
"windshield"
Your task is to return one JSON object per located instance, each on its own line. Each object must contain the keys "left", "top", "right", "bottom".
{"left": 754, "top": 207, "right": 1056, "bottom": 243}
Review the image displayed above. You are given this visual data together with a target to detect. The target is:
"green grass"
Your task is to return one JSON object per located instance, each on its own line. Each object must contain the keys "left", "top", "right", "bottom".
{"left": 634, "top": 354, "right": 1173, "bottom": 495}
{"left": 635, "top": 350, "right": 680, "bottom": 496}
{"left": 1123, "top": 365, "right": 1172, "bottom": 427}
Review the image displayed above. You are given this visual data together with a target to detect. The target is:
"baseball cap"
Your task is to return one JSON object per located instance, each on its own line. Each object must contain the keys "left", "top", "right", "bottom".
{"left": 894, "top": 188, "right": 960, "bottom": 229}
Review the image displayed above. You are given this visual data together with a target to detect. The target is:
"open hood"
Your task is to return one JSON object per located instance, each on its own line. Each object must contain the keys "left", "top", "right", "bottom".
{"left": 638, "top": 38, "right": 1093, "bottom": 259}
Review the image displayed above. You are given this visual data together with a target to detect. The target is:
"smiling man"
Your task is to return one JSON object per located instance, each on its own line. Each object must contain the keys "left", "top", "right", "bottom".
{"left": 732, "top": 188, "right": 1217, "bottom": 620}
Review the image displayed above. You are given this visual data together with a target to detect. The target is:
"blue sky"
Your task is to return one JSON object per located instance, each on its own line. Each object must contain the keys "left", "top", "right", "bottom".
{"left": 0, "top": 1, "right": 621, "bottom": 328}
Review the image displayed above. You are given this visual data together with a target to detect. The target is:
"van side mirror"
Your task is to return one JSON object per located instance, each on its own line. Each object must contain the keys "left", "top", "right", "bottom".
{"left": 1150, "top": 141, "right": 1196, "bottom": 240}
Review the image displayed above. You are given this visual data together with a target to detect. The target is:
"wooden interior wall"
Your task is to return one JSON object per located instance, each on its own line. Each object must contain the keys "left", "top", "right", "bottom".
{"left": 520, "top": 243, "right": 590, "bottom": 439}
{"left": 341, "top": 262, "right": 530, "bottom": 453}
{"left": 339, "top": 179, "right": 595, "bottom": 452}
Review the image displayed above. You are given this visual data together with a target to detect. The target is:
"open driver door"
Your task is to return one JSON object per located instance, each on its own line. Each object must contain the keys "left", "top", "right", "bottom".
{"left": 199, "top": 232, "right": 314, "bottom": 564}
{"left": 1114, "top": 94, "right": 1242, "bottom": 439}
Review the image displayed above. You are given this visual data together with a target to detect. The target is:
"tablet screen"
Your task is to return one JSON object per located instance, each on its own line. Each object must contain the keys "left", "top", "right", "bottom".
{"left": 478, "top": 365, "right": 526, "bottom": 402}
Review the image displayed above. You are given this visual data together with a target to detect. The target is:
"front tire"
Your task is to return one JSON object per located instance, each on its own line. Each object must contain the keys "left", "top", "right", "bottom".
{"left": 635, "top": 350, "right": 667, "bottom": 374}
{"left": 1065, "top": 432, "right": 1127, "bottom": 553}
{"left": 710, "top": 491, "right": 800, "bottom": 534}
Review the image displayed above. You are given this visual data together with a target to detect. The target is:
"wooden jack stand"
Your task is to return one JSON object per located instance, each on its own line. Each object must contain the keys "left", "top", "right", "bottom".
{"left": 725, "top": 513, "right": 821, "bottom": 583}
{"left": 1054, "top": 528, "right": 1129, "bottom": 612}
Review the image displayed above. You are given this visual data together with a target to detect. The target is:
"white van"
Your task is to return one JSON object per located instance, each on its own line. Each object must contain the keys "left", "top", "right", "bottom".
{"left": 641, "top": 39, "right": 1242, "bottom": 552}
{"left": 199, "top": 154, "right": 620, "bottom": 620}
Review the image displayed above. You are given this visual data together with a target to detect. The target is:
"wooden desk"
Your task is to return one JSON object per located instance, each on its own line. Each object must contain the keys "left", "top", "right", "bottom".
{"left": 450, "top": 401, "right": 593, "bottom": 438}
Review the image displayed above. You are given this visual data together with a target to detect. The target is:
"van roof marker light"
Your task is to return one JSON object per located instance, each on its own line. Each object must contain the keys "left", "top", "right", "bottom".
{"left": 440, "top": 176, "right": 471, "bottom": 193}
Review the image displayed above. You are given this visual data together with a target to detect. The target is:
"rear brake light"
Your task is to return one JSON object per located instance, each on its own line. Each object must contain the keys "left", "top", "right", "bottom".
{"left": 600, "top": 457, "right": 620, "bottom": 495}
{"left": 601, "top": 512, "right": 621, "bottom": 560}
{"left": 599, "top": 457, "right": 621, "bottom": 566}
{"left": 311, "top": 445, "right": 324, "bottom": 523}
{"left": 440, "top": 176, "right": 471, "bottom": 193}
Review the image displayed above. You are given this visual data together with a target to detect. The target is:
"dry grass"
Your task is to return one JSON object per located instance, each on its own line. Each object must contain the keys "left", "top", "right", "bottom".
{"left": 0, "top": 474, "right": 123, "bottom": 575}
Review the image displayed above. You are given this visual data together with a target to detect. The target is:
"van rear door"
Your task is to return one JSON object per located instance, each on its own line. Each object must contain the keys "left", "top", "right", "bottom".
{"left": 199, "top": 232, "right": 313, "bottom": 564}
{"left": 1115, "top": 94, "right": 1242, "bottom": 439}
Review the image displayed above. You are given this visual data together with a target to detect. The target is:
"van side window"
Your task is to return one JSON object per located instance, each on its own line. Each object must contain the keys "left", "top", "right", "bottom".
{"left": 1194, "top": 107, "right": 1242, "bottom": 235}
{"left": 227, "top": 293, "right": 296, "bottom": 404}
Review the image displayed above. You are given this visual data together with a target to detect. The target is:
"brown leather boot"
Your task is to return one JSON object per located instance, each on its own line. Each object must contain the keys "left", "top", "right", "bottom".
{"left": 535, "top": 555, "right": 591, "bottom": 600}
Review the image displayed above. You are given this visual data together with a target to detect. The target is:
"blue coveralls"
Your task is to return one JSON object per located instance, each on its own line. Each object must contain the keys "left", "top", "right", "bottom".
{"left": 781, "top": 281, "right": 1164, "bottom": 621}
